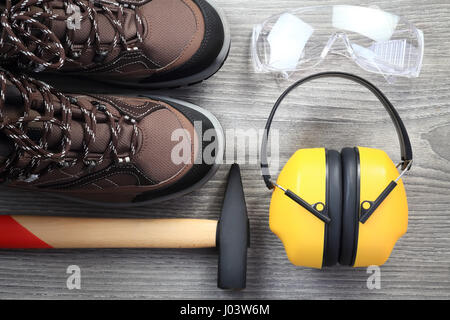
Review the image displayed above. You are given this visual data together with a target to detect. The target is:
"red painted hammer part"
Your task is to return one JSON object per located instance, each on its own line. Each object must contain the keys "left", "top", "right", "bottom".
{"left": 0, "top": 215, "right": 218, "bottom": 249}
{"left": 0, "top": 215, "right": 52, "bottom": 248}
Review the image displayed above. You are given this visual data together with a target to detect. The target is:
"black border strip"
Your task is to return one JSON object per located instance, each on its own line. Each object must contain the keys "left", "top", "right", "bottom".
{"left": 350, "top": 147, "right": 361, "bottom": 266}
{"left": 322, "top": 148, "right": 329, "bottom": 267}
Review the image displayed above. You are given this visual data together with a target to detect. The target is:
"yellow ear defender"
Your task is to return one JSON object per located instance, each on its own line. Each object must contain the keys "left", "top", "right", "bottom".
{"left": 260, "top": 72, "right": 413, "bottom": 269}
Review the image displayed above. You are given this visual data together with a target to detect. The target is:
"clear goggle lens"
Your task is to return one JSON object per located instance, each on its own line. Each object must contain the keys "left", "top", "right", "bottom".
{"left": 252, "top": 5, "right": 424, "bottom": 82}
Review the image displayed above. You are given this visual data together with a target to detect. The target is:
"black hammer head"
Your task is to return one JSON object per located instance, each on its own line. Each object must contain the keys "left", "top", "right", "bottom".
{"left": 217, "top": 164, "right": 250, "bottom": 290}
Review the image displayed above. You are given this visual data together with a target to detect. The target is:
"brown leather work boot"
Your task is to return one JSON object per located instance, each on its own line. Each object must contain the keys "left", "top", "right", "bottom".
{"left": 0, "top": 69, "right": 224, "bottom": 206}
{"left": 0, "top": 0, "right": 230, "bottom": 88}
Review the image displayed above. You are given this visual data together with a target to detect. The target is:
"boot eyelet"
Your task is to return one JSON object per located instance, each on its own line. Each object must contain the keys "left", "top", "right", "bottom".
{"left": 19, "top": 174, "right": 40, "bottom": 183}
{"left": 118, "top": 157, "right": 131, "bottom": 164}
{"left": 68, "top": 96, "right": 78, "bottom": 104}
{"left": 91, "top": 101, "right": 106, "bottom": 112}
{"left": 70, "top": 50, "right": 82, "bottom": 59}
{"left": 97, "top": 104, "right": 107, "bottom": 112}
{"left": 83, "top": 160, "right": 99, "bottom": 168}
{"left": 93, "top": 50, "right": 108, "bottom": 63}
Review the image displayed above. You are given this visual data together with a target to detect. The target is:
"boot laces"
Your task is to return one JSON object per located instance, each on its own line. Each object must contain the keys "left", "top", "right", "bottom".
{"left": 0, "top": 70, "right": 139, "bottom": 182}
{"left": 0, "top": 0, "right": 145, "bottom": 71}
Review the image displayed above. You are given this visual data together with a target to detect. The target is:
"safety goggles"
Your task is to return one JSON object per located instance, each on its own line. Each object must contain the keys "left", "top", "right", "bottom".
{"left": 252, "top": 5, "right": 424, "bottom": 82}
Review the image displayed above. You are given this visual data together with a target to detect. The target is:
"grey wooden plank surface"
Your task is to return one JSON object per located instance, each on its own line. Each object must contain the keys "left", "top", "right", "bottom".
{"left": 0, "top": 0, "right": 449, "bottom": 299}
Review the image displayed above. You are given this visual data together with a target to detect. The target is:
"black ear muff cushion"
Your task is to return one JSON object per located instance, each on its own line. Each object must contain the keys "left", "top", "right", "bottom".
{"left": 339, "top": 147, "right": 360, "bottom": 266}
{"left": 323, "top": 149, "right": 342, "bottom": 267}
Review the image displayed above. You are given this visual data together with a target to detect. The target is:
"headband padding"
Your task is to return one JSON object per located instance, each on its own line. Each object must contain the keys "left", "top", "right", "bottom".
{"left": 322, "top": 150, "right": 342, "bottom": 267}
{"left": 339, "top": 147, "right": 360, "bottom": 266}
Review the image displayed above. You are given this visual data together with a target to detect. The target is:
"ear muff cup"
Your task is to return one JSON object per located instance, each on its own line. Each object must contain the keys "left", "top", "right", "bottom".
{"left": 322, "top": 150, "right": 342, "bottom": 267}
{"left": 339, "top": 147, "right": 360, "bottom": 266}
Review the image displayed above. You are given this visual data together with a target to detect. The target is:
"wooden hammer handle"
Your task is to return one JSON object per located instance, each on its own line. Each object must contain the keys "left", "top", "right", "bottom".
{"left": 0, "top": 215, "right": 218, "bottom": 249}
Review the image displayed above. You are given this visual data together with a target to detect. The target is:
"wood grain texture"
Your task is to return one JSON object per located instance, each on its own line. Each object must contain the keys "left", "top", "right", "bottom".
{"left": 0, "top": 0, "right": 449, "bottom": 299}
{"left": 10, "top": 216, "right": 218, "bottom": 248}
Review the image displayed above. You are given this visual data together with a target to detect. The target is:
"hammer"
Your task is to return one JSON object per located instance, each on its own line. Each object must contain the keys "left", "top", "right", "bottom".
{"left": 0, "top": 164, "right": 250, "bottom": 290}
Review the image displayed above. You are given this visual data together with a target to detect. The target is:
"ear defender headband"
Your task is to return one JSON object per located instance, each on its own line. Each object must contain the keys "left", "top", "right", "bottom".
{"left": 260, "top": 72, "right": 413, "bottom": 268}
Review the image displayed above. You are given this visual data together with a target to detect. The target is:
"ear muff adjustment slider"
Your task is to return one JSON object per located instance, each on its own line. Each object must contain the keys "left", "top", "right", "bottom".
{"left": 274, "top": 183, "right": 331, "bottom": 224}
{"left": 359, "top": 160, "right": 412, "bottom": 224}
{"left": 359, "top": 181, "right": 398, "bottom": 224}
